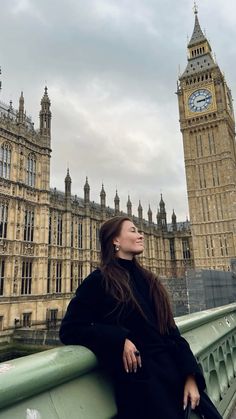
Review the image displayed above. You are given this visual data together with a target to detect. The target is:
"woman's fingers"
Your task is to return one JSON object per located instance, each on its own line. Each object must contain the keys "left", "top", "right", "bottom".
{"left": 183, "top": 392, "right": 200, "bottom": 410}
{"left": 122, "top": 354, "right": 129, "bottom": 373}
{"left": 136, "top": 352, "right": 142, "bottom": 368}
{"left": 123, "top": 339, "right": 142, "bottom": 373}
{"left": 183, "top": 375, "right": 200, "bottom": 410}
{"left": 190, "top": 395, "right": 200, "bottom": 410}
{"left": 125, "top": 350, "right": 138, "bottom": 372}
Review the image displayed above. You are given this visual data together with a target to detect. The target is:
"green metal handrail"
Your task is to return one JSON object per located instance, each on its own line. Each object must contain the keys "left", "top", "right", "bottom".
{"left": 0, "top": 303, "right": 236, "bottom": 418}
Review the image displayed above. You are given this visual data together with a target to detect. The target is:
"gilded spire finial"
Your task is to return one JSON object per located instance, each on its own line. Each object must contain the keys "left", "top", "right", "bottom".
{"left": 193, "top": 1, "right": 198, "bottom": 15}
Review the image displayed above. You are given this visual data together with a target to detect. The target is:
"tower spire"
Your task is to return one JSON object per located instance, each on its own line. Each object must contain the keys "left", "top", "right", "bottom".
{"left": 188, "top": 4, "right": 206, "bottom": 48}
{"left": 180, "top": 6, "right": 215, "bottom": 80}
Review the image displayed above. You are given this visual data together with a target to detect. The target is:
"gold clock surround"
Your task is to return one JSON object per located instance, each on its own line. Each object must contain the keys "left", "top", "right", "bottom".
{"left": 184, "top": 83, "right": 217, "bottom": 118}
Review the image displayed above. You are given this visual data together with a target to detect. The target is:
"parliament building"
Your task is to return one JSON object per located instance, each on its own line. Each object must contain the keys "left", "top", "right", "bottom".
{"left": 0, "top": 7, "right": 235, "bottom": 331}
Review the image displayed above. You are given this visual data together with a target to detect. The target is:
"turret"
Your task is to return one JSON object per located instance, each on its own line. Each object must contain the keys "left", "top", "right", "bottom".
{"left": 18, "top": 92, "right": 25, "bottom": 124}
{"left": 157, "top": 209, "right": 161, "bottom": 229}
{"left": 84, "top": 177, "right": 90, "bottom": 204}
{"left": 172, "top": 209, "right": 177, "bottom": 232}
{"left": 138, "top": 200, "right": 143, "bottom": 221}
{"left": 127, "top": 195, "right": 132, "bottom": 217}
{"left": 65, "top": 168, "right": 71, "bottom": 199}
{"left": 148, "top": 205, "right": 153, "bottom": 224}
{"left": 39, "top": 86, "right": 51, "bottom": 140}
{"left": 114, "top": 190, "right": 120, "bottom": 215}
{"left": 159, "top": 194, "right": 167, "bottom": 231}
{"left": 100, "top": 184, "right": 106, "bottom": 209}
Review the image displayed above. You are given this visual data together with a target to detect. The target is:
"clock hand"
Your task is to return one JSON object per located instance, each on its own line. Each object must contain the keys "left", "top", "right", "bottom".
{"left": 196, "top": 96, "right": 211, "bottom": 103}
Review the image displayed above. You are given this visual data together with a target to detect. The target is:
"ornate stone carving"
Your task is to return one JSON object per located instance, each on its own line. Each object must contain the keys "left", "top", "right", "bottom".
{"left": 22, "top": 243, "right": 34, "bottom": 256}
{"left": 0, "top": 240, "right": 7, "bottom": 254}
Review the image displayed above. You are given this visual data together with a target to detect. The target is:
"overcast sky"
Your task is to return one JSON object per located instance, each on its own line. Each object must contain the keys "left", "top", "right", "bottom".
{"left": 1, "top": 0, "right": 236, "bottom": 222}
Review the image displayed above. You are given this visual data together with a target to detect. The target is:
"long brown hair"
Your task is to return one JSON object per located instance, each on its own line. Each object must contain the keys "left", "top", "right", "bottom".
{"left": 99, "top": 216, "right": 175, "bottom": 334}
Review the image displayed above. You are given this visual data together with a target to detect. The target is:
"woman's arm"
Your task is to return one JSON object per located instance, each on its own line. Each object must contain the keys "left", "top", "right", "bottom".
{"left": 167, "top": 325, "right": 206, "bottom": 392}
{"left": 59, "top": 270, "right": 130, "bottom": 361}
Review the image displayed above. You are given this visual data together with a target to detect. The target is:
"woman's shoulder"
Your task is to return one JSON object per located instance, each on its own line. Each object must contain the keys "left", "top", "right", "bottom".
{"left": 75, "top": 268, "right": 104, "bottom": 296}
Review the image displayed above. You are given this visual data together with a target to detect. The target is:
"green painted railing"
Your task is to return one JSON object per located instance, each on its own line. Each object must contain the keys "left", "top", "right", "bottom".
{"left": 0, "top": 303, "right": 236, "bottom": 418}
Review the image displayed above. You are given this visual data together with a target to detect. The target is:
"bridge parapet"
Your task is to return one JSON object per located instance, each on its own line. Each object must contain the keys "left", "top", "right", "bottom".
{"left": 178, "top": 303, "right": 236, "bottom": 418}
{"left": 0, "top": 303, "right": 236, "bottom": 418}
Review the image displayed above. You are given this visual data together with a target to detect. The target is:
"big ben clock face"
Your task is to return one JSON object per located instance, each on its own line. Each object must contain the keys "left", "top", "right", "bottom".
{"left": 188, "top": 89, "right": 212, "bottom": 113}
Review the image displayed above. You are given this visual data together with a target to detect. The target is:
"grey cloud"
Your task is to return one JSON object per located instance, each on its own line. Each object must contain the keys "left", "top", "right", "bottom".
{"left": 1, "top": 0, "right": 236, "bottom": 221}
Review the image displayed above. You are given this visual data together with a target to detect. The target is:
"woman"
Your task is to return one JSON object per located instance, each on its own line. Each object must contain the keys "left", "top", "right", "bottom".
{"left": 60, "top": 216, "right": 222, "bottom": 419}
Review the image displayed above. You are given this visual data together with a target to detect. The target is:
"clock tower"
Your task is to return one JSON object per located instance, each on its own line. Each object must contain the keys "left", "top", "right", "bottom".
{"left": 177, "top": 6, "right": 236, "bottom": 270}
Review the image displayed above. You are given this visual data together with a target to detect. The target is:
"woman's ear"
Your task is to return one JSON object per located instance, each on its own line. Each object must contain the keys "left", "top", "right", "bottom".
{"left": 113, "top": 237, "right": 120, "bottom": 246}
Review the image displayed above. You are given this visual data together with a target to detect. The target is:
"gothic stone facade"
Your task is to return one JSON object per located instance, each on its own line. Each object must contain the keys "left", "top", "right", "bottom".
{"left": 0, "top": 90, "right": 192, "bottom": 331}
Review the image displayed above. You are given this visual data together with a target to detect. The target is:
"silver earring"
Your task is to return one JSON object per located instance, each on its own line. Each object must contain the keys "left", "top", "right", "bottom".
{"left": 115, "top": 245, "right": 120, "bottom": 252}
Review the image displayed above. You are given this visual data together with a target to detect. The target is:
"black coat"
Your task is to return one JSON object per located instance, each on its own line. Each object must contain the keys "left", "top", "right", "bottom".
{"left": 60, "top": 259, "right": 222, "bottom": 419}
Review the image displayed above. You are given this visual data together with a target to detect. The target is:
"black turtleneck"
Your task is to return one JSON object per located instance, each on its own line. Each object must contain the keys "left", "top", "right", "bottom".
{"left": 116, "top": 258, "right": 160, "bottom": 342}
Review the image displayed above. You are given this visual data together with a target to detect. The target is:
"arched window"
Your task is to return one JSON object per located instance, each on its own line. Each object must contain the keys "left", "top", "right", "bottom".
{"left": 27, "top": 154, "right": 36, "bottom": 187}
{"left": 0, "top": 143, "right": 11, "bottom": 179}
{"left": 0, "top": 202, "right": 8, "bottom": 239}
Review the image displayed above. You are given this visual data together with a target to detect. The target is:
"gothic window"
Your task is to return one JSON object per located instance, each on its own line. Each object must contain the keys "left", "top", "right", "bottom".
{"left": 215, "top": 195, "right": 220, "bottom": 220}
{"left": 90, "top": 224, "right": 93, "bottom": 249}
{"left": 145, "top": 235, "right": 150, "bottom": 258}
{"left": 198, "top": 166, "right": 202, "bottom": 189}
{"left": 21, "top": 260, "right": 32, "bottom": 294}
{"left": 208, "top": 133, "right": 212, "bottom": 155}
{"left": 169, "top": 239, "right": 175, "bottom": 261}
{"left": 70, "top": 263, "right": 74, "bottom": 292}
{"left": 0, "top": 316, "right": 3, "bottom": 331}
{"left": 206, "top": 237, "right": 210, "bottom": 257}
{"left": 56, "top": 261, "right": 62, "bottom": 293}
{"left": 211, "top": 164, "right": 215, "bottom": 186}
{"left": 71, "top": 219, "right": 74, "bottom": 247}
{"left": 27, "top": 154, "right": 36, "bottom": 187}
{"left": 0, "top": 143, "right": 11, "bottom": 179}
{"left": 48, "top": 213, "right": 52, "bottom": 244}
{"left": 202, "top": 165, "right": 207, "bottom": 188}
{"left": 48, "top": 309, "right": 58, "bottom": 329}
{"left": 182, "top": 239, "right": 190, "bottom": 259}
{"left": 224, "top": 237, "right": 228, "bottom": 256}
{"left": 22, "top": 312, "right": 32, "bottom": 327}
{"left": 0, "top": 260, "right": 4, "bottom": 295}
{"left": 47, "top": 261, "right": 51, "bottom": 293}
{"left": 220, "top": 237, "right": 224, "bottom": 256}
{"left": 195, "top": 136, "right": 199, "bottom": 158}
{"left": 210, "top": 237, "right": 214, "bottom": 256}
{"left": 78, "top": 222, "right": 83, "bottom": 249}
{"left": 24, "top": 209, "right": 34, "bottom": 242}
{"left": 78, "top": 263, "right": 83, "bottom": 286}
{"left": 155, "top": 238, "right": 159, "bottom": 259}
{"left": 57, "top": 214, "right": 63, "bottom": 246}
{"left": 0, "top": 202, "right": 8, "bottom": 239}
{"left": 96, "top": 225, "right": 100, "bottom": 250}
{"left": 199, "top": 135, "right": 203, "bottom": 156}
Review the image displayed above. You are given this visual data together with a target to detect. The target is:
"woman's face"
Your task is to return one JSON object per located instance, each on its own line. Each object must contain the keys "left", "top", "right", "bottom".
{"left": 113, "top": 220, "right": 144, "bottom": 260}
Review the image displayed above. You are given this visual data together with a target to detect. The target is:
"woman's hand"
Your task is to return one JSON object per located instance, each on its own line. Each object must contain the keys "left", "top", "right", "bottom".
{"left": 123, "top": 338, "right": 142, "bottom": 373}
{"left": 183, "top": 375, "right": 200, "bottom": 410}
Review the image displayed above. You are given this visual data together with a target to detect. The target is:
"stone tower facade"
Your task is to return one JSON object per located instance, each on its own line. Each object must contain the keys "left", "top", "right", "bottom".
{"left": 177, "top": 7, "right": 236, "bottom": 270}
